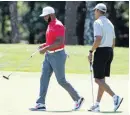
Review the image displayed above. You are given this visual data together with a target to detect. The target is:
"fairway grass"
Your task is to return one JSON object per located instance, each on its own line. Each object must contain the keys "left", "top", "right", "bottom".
{"left": 0, "top": 44, "right": 129, "bottom": 75}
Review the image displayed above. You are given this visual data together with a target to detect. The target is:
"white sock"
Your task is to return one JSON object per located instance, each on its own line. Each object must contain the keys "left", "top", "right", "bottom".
{"left": 113, "top": 95, "right": 117, "bottom": 100}
{"left": 95, "top": 101, "right": 100, "bottom": 106}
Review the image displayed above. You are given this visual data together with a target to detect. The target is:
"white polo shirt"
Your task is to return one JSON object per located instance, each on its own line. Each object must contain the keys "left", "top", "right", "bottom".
{"left": 94, "top": 16, "right": 116, "bottom": 47}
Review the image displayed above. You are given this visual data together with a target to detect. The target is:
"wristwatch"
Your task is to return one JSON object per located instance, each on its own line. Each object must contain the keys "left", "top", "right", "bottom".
{"left": 89, "top": 50, "right": 93, "bottom": 53}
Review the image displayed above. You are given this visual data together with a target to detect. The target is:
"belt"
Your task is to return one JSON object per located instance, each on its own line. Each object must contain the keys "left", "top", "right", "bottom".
{"left": 47, "top": 48, "right": 64, "bottom": 53}
{"left": 97, "top": 47, "right": 112, "bottom": 50}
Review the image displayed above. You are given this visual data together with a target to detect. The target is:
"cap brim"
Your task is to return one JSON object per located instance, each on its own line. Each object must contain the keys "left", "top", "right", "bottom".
{"left": 100, "top": 9, "right": 106, "bottom": 13}
{"left": 93, "top": 8, "right": 96, "bottom": 10}
{"left": 39, "top": 14, "right": 46, "bottom": 17}
{"left": 39, "top": 13, "right": 55, "bottom": 17}
{"left": 92, "top": 7, "right": 96, "bottom": 11}
{"left": 92, "top": 8, "right": 106, "bottom": 13}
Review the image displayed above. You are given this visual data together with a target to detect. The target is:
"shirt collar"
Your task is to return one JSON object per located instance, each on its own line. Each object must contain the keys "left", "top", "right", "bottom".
{"left": 99, "top": 16, "right": 106, "bottom": 19}
{"left": 49, "top": 18, "right": 57, "bottom": 24}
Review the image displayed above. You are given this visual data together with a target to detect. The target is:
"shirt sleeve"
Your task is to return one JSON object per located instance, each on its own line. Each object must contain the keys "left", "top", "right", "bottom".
{"left": 54, "top": 25, "right": 65, "bottom": 37}
{"left": 93, "top": 21, "right": 103, "bottom": 37}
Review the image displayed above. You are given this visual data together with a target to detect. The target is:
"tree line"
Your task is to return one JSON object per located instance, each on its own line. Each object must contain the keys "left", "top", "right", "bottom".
{"left": 0, "top": 1, "right": 129, "bottom": 47}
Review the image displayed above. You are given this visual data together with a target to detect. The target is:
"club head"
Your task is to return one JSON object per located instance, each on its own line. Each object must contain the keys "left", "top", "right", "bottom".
{"left": 3, "top": 76, "right": 9, "bottom": 80}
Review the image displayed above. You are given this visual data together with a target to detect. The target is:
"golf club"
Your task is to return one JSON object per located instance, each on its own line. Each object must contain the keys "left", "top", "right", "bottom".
{"left": 90, "top": 62, "right": 94, "bottom": 106}
{"left": 2, "top": 49, "right": 40, "bottom": 80}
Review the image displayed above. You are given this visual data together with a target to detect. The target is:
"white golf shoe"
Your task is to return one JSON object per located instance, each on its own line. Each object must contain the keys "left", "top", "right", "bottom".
{"left": 73, "top": 97, "right": 85, "bottom": 110}
{"left": 88, "top": 104, "right": 100, "bottom": 112}
{"left": 29, "top": 103, "right": 46, "bottom": 111}
{"left": 114, "top": 96, "right": 123, "bottom": 112}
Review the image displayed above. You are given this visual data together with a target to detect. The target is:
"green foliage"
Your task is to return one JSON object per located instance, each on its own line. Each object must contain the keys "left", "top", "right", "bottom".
{"left": 0, "top": 1, "right": 129, "bottom": 47}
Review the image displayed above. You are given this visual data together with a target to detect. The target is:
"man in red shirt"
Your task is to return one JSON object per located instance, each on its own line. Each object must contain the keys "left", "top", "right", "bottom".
{"left": 30, "top": 6, "right": 84, "bottom": 111}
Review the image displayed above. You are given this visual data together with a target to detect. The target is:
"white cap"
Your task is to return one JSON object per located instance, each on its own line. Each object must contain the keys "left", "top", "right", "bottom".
{"left": 93, "top": 3, "right": 107, "bottom": 13}
{"left": 40, "top": 6, "right": 55, "bottom": 17}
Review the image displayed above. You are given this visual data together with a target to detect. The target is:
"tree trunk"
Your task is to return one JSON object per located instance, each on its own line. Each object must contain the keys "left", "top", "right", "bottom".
{"left": 108, "top": 2, "right": 118, "bottom": 45}
{"left": 84, "top": 1, "right": 96, "bottom": 45}
{"left": 28, "top": 31, "right": 35, "bottom": 44}
{"left": 76, "top": 1, "right": 87, "bottom": 45}
{"left": 1, "top": 11, "right": 5, "bottom": 37}
{"left": 9, "top": 1, "right": 20, "bottom": 43}
{"left": 28, "top": 1, "right": 35, "bottom": 44}
{"left": 64, "top": 1, "right": 81, "bottom": 45}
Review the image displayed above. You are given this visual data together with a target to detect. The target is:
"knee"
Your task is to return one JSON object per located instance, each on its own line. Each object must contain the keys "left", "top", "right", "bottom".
{"left": 58, "top": 79, "right": 67, "bottom": 86}
{"left": 95, "top": 79, "right": 100, "bottom": 84}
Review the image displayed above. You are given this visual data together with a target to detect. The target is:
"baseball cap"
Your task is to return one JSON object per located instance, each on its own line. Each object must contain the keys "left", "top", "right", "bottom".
{"left": 93, "top": 3, "right": 107, "bottom": 13}
{"left": 40, "top": 6, "right": 55, "bottom": 17}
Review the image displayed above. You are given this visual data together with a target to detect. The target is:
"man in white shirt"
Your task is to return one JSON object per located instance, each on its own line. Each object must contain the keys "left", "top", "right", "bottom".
{"left": 88, "top": 3, "right": 123, "bottom": 112}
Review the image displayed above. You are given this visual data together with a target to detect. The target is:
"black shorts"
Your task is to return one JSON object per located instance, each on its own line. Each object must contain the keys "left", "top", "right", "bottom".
{"left": 93, "top": 47, "right": 113, "bottom": 79}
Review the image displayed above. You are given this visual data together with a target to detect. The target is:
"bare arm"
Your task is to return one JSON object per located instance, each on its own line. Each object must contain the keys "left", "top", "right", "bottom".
{"left": 88, "top": 36, "right": 101, "bottom": 62}
{"left": 90, "top": 36, "right": 102, "bottom": 52}
{"left": 112, "top": 39, "right": 115, "bottom": 49}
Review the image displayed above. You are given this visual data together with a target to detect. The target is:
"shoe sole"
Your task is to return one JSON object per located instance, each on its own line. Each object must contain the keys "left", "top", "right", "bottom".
{"left": 114, "top": 98, "right": 123, "bottom": 112}
{"left": 73, "top": 98, "right": 85, "bottom": 111}
{"left": 29, "top": 108, "right": 46, "bottom": 111}
{"left": 88, "top": 107, "right": 100, "bottom": 112}
{"left": 88, "top": 110, "right": 100, "bottom": 112}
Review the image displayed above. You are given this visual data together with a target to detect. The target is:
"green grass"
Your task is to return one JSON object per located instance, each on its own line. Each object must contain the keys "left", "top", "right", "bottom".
{"left": 0, "top": 44, "right": 129, "bottom": 74}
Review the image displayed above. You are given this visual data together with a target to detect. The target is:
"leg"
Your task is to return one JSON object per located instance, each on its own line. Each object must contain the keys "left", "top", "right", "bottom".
{"left": 105, "top": 49, "right": 123, "bottom": 111}
{"left": 96, "top": 78, "right": 105, "bottom": 102}
{"left": 95, "top": 78, "right": 123, "bottom": 111}
{"left": 36, "top": 54, "right": 53, "bottom": 104}
{"left": 91, "top": 48, "right": 123, "bottom": 112}
{"left": 95, "top": 78, "right": 115, "bottom": 97}
{"left": 93, "top": 48, "right": 115, "bottom": 98}
{"left": 50, "top": 51, "right": 80, "bottom": 101}
{"left": 88, "top": 77, "right": 115, "bottom": 112}
{"left": 88, "top": 49, "right": 111, "bottom": 111}
{"left": 101, "top": 48, "right": 115, "bottom": 97}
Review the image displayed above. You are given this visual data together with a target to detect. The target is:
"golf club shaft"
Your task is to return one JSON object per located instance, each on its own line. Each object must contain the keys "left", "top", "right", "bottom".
{"left": 90, "top": 62, "right": 93, "bottom": 72}
{"left": 30, "top": 49, "right": 39, "bottom": 57}
{"left": 90, "top": 62, "right": 94, "bottom": 106}
{"left": 6, "top": 50, "right": 39, "bottom": 78}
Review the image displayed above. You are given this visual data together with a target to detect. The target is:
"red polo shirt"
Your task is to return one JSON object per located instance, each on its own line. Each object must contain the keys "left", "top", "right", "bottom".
{"left": 44, "top": 18, "right": 65, "bottom": 51}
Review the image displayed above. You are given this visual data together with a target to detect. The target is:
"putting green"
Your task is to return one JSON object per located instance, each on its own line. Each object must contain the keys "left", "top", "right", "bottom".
{"left": 0, "top": 72, "right": 128, "bottom": 115}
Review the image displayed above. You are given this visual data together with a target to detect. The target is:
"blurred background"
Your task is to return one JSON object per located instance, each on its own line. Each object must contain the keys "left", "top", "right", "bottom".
{"left": 0, "top": 1, "right": 129, "bottom": 47}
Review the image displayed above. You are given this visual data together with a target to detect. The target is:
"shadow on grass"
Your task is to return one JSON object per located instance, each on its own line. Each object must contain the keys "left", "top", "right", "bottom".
{"left": 46, "top": 109, "right": 85, "bottom": 113}
{"left": 30, "top": 109, "right": 122, "bottom": 113}
{"left": 46, "top": 110, "right": 73, "bottom": 113}
{"left": 30, "top": 109, "right": 86, "bottom": 113}
{"left": 100, "top": 111, "right": 123, "bottom": 114}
